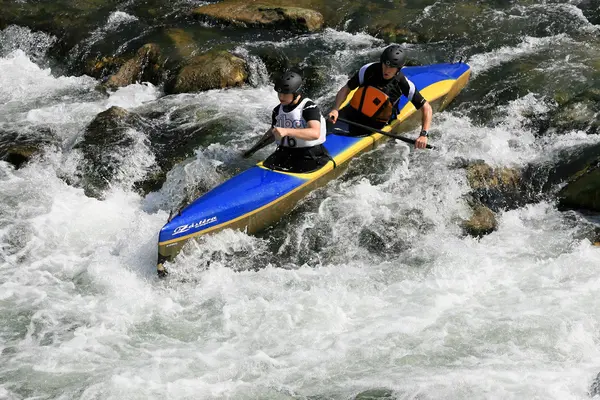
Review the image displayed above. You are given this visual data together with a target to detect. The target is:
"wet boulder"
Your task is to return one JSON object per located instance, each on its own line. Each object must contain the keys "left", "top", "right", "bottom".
{"left": 456, "top": 160, "right": 533, "bottom": 238}
{"left": 557, "top": 164, "right": 600, "bottom": 212}
{"left": 0, "top": 129, "right": 57, "bottom": 169}
{"left": 520, "top": 142, "right": 600, "bottom": 212}
{"left": 164, "top": 28, "right": 199, "bottom": 61}
{"left": 591, "top": 372, "right": 600, "bottom": 397}
{"left": 524, "top": 142, "right": 600, "bottom": 193}
{"left": 369, "top": 24, "right": 420, "bottom": 44}
{"left": 105, "top": 43, "right": 164, "bottom": 88}
{"left": 462, "top": 204, "right": 497, "bottom": 238}
{"left": 165, "top": 49, "right": 248, "bottom": 94}
{"left": 578, "top": 0, "right": 600, "bottom": 26}
{"left": 253, "top": 45, "right": 290, "bottom": 79}
{"left": 465, "top": 161, "right": 526, "bottom": 212}
{"left": 193, "top": 2, "right": 324, "bottom": 32}
{"left": 547, "top": 89, "right": 600, "bottom": 136}
{"left": 84, "top": 55, "right": 127, "bottom": 81}
{"left": 75, "top": 106, "right": 157, "bottom": 198}
{"left": 354, "top": 388, "right": 395, "bottom": 400}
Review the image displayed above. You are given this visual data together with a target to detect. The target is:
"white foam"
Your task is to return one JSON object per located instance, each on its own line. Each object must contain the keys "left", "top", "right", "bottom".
{"left": 0, "top": 25, "right": 56, "bottom": 61}
{"left": 0, "top": 50, "right": 96, "bottom": 105}
{"left": 106, "top": 11, "right": 138, "bottom": 30}
{"left": 469, "top": 34, "right": 574, "bottom": 76}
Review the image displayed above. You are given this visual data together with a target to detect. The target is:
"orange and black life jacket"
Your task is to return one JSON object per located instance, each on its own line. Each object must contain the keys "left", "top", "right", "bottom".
{"left": 349, "top": 86, "right": 394, "bottom": 124}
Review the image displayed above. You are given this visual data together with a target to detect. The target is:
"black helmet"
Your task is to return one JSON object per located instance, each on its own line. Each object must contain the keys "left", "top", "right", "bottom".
{"left": 380, "top": 45, "right": 406, "bottom": 68}
{"left": 274, "top": 70, "right": 303, "bottom": 94}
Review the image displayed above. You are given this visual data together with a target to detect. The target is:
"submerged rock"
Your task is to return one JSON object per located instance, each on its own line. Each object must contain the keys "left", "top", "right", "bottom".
{"left": 591, "top": 372, "right": 600, "bottom": 397}
{"left": 193, "top": 2, "right": 324, "bottom": 32}
{"left": 165, "top": 49, "right": 248, "bottom": 94}
{"left": 354, "top": 388, "right": 396, "bottom": 400}
{"left": 164, "top": 28, "right": 199, "bottom": 60}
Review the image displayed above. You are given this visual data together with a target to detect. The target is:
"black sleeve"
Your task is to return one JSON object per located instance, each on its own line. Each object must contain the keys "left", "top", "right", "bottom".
{"left": 346, "top": 71, "right": 360, "bottom": 90}
{"left": 302, "top": 101, "right": 321, "bottom": 122}
{"left": 271, "top": 105, "right": 280, "bottom": 127}
{"left": 396, "top": 73, "right": 426, "bottom": 110}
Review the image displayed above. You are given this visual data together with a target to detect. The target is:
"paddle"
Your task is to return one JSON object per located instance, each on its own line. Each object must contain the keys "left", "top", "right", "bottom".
{"left": 242, "top": 128, "right": 275, "bottom": 158}
{"left": 335, "top": 116, "right": 435, "bottom": 150}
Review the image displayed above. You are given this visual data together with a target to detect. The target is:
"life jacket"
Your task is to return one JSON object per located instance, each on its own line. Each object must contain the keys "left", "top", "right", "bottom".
{"left": 348, "top": 86, "right": 394, "bottom": 124}
{"left": 274, "top": 98, "right": 326, "bottom": 148}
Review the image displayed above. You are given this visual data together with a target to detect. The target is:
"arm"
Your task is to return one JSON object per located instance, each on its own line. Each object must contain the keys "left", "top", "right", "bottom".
{"left": 421, "top": 101, "right": 432, "bottom": 131}
{"left": 327, "top": 85, "right": 352, "bottom": 123}
{"left": 414, "top": 101, "right": 432, "bottom": 149}
{"left": 332, "top": 85, "right": 351, "bottom": 113}
{"left": 396, "top": 73, "right": 432, "bottom": 149}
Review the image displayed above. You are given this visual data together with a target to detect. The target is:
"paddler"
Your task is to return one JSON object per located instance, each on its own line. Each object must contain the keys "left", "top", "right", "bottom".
{"left": 327, "top": 44, "right": 433, "bottom": 149}
{"left": 247, "top": 70, "right": 331, "bottom": 173}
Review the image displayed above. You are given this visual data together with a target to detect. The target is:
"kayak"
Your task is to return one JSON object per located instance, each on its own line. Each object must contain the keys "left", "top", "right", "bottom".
{"left": 156, "top": 61, "right": 471, "bottom": 275}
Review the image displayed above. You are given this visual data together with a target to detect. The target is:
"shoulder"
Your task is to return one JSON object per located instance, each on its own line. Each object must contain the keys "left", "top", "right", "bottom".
{"left": 395, "top": 70, "right": 408, "bottom": 82}
{"left": 366, "top": 62, "right": 380, "bottom": 72}
{"left": 302, "top": 99, "right": 319, "bottom": 110}
{"left": 272, "top": 104, "right": 281, "bottom": 114}
{"left": 394, "top": 71, "right": 413, "bottom": 88}
{"left": 359, "top": 62, "right": 379, "bottom": 75}
{"left": 301, "top": 98, "right": 321, "bottom": 121}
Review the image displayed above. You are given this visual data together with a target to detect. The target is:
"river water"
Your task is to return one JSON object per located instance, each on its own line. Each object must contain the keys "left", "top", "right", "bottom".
{"left": 1, "top": 1, "right": 600, "bottom": 399}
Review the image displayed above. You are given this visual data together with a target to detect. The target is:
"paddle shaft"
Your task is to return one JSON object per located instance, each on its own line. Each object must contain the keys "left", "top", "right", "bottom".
{"left": 336, "top": 116, "right": 434, "bottom": 150}
{"left": 242, "top": 128, "right": 275, "bottom": 158}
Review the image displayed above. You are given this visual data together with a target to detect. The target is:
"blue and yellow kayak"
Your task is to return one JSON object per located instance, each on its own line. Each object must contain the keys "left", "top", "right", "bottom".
{"left": 156, "top": 62, "right": 471, "bottom": 274}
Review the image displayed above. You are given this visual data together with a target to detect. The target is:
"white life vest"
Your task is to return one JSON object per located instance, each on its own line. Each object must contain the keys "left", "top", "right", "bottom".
{"left": 274, "top": 98, "right": 326, "bottom": 148}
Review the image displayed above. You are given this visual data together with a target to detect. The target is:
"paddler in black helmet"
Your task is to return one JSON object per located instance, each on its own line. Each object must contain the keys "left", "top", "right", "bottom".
{"left": 244, "top": 70, "right": 331, "bottom": 173}
{"left": 327, "top": 44, "right": 433, "bottom": 149}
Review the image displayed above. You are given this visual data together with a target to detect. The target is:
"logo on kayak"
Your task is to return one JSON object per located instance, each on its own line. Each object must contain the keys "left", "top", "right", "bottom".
{"left": 172, "top": 216, "right": 217, "bottom": 235}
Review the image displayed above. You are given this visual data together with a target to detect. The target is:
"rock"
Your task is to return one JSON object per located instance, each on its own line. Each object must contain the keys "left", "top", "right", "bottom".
{"left": 558, "top": 165, "right": 600, "bottom": 212}
{"left": 105, "top": 43, "right": 164, "bottom": 88}
{"left": 465, "top": 161, "right": 526, "bottom": 211}
{"left": 0, "top": 129, "right": 57, "bottom": 169}
{"left": 298, "top": 64, "right": 329, "bottom": 98}
{"left": 165, "top": 50, "right": 248, "bottom": 94}
{"left": 3, "top": 144, "right": 42, "bottom": 169}
{"left": 253, "top": 46, "right": 290, "bottom": 78}
{"left": 463, "top": 205, "right": 497, "bottom": 237}
{"left": 164, "top": 28, "right": 199, "bottom": 60}
{"left": 84, "top": 55, "right": 127, "bottom": 81}
{"left": 545, "top": 89, "right": 600, "bottom": 136}
{"left": 579, "top": 0, "right": 600, "bottom": 26}
{"left": 75, "top": 106, "right": 152, "bottom": 198}
{"left": 369, "top": 25, "right": 420, "bottom": 44}
{"left": 523, "top": 142, "right": 600, "bottom": 194}
{"left": 354, "top": 388, "right": 395, "bottom": 400}
{"left": 591, "top": 372, "right": 600, "bottom": 397}
{"left": 193, "top": 2, "right": 324, "bottom": 32}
